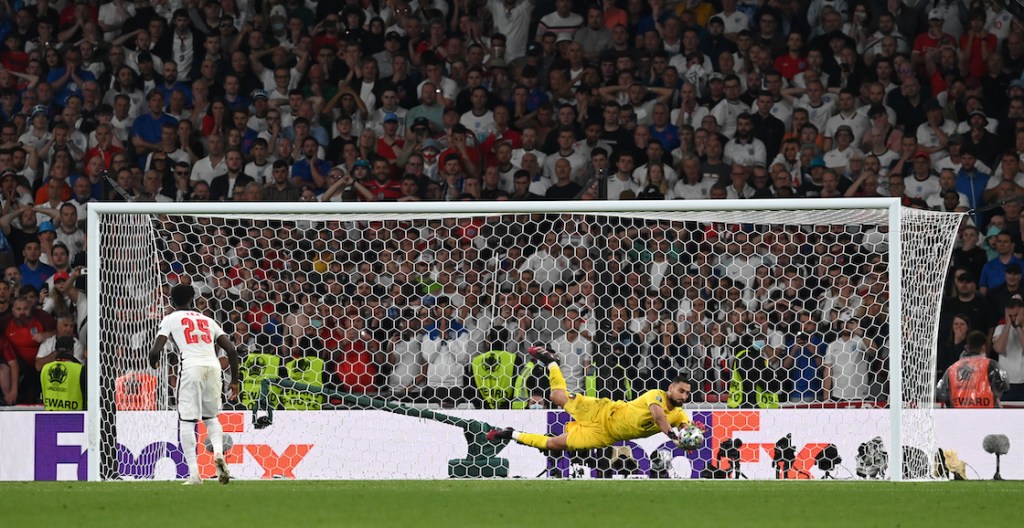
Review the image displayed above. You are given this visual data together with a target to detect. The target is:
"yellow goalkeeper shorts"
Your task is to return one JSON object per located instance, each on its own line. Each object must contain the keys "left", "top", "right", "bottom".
{"left": 563, "top": 394, "right": 616, "bottom": 449}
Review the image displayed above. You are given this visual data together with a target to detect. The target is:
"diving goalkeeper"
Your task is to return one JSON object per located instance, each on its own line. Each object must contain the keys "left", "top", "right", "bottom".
{"left": 487, "top": 346, "right": 695, "bottom": 450}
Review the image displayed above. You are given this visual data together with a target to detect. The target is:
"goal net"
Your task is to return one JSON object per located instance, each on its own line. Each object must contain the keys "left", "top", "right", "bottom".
{"left": 87, "top": 200, "right": 961, "bottom": 481}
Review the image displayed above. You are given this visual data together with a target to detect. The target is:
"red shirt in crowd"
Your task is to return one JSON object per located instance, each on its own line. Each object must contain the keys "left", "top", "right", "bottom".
{"left": 361, "top": 177, "right": 403, "bottom": 201}
{"left": 335, "top": 340, "right": 377, "bottom": 394}
{"left": 1, "top": 311, "right": 55, "bottom": 364}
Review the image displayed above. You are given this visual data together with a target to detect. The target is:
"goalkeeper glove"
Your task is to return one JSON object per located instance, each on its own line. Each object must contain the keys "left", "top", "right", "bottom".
{"left": 667, "top": 430, "right": 689, "bottom": 451}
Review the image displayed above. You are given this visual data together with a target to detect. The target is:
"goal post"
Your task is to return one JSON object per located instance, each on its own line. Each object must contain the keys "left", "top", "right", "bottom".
{"left": 87, "top": 199, "right": 962, "bottom": 481}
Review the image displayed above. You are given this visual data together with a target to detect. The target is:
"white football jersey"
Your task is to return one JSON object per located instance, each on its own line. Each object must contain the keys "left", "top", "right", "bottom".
{"left": 157, "top": 310, "right": 226, "bottom": 369}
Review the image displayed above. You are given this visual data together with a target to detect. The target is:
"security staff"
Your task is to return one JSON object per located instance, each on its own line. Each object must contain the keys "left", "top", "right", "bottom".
{"left": 40, "top": 337, "right": 86, "bottom": 410}
{"left": 937, "top": 330, "right": 1009, "bottom": 408}
{"left": 728, "top": 337, "right": 782, "bottom": 409}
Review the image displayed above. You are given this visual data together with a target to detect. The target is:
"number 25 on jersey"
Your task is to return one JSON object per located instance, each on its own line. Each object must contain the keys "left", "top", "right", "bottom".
{"left": 182, "top": 317, "right": 213, "bottom": 345}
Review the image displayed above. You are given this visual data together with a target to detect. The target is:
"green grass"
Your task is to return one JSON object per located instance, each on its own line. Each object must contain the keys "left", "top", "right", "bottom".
{"left": 3, "top": 480, "right": 1020, "bottom": 527}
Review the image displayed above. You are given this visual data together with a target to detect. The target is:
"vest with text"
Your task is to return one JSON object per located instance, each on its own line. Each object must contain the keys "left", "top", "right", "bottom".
{"left": 471, "top": 350, "right": 518, "bottom": 409}
{"left": 948, "top": 355, "right": 996, "bottom": 408}
{"left": 727, "top": 349, "right": 780, "bottom": 409}
{"left": 41, "top": 360, "right": 83, "bottom": 410}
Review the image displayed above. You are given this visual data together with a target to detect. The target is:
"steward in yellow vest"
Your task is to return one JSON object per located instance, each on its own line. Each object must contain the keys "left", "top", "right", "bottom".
{"left": 727, "top": 338, "right": 782, "bottom": 409}
{"left": 40, "top": 337, "right": 86, "bottom": 410}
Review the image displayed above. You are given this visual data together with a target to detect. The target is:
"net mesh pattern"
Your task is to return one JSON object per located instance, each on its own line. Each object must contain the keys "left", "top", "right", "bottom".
{"left": 95, "top": 205, "right": 960, "bottom": 480}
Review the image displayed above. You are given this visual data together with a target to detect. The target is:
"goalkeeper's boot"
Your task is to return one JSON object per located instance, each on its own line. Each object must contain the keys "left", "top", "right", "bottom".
{"left": 182, "top": 476, "right": 203, "bottom": 486}
{"left": 486, "top": 428, "right": 514, "bottom": 442}
{"left": 215, "top": 456, "right": 231, "bottom": 484}
{"left": 527, "top": 345, "right": 559, "bottom": 365}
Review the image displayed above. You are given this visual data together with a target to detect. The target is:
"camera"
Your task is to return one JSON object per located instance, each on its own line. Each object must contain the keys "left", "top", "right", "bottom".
{"left": 773, "top": 433, "right": 797, "bottom": 479}
{"left": 718, "top": 438, "right": 743, "bottom": 461}
{"left": 815, "top": 444, "right": 842, "bottom": 479}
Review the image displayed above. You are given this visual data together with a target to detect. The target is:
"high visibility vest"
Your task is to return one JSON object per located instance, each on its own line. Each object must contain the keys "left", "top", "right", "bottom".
{"left": 115, "top": 371, "right": 157, "bottom": 410}
{"left": 510, "top": 360, "right": 535, "bottom": 409}
{"left": 41, "top": 360, "right": 84, "bottom": 410}
{"left": 472, "top": 350, "right": 518, "bottom": 409}
{"left": 948, "top": 355, "right": 996, "bottom": 408}
{"left": 727, "top": 349, "right": 780, "bottom": 409}
{"left": 586, "top": 363, "right": 633, "bottom": 400}
{"left": 240, "top": 353, "right": 282, "bottom": 410}
{"left": 281, "top": 356, "right": 325, "bottom": 410}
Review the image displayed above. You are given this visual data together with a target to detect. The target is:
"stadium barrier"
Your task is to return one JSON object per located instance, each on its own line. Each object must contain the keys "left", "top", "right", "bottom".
{"left": 5, "top": 409, "right": 1019, "bottom": 481}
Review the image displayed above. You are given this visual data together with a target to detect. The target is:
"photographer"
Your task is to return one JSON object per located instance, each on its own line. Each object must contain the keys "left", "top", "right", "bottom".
{"left": 727, "top": 335, "right": 785, "bottom": 408}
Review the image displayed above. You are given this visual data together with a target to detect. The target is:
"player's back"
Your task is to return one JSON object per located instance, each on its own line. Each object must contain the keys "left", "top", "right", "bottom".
{"left": 606, "top": 390, "right": 689, "bottom": 441}
{"left": 158, "top": 310, "right": 225, "bottom": 369}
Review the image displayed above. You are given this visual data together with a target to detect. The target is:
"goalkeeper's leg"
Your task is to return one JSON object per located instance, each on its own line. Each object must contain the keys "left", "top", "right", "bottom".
{"left": 489, "top": 424, "right": 610, "bottom": 450}
{"left": 487, "top": 346, "right": 587, "bottom": 449}
{"left": 526, "top": 346, "right": 568, "bottom": 407}
{"left": 487, "top": 428, "right": 569, "bottom": 450}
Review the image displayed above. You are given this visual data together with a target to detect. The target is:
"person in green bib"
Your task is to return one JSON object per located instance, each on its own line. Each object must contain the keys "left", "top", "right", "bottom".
{"left": 727, "top": 336, "right": 784, "bottom": 409}
{"left": 40, "top": 337, "right": 86, "bottom": 411}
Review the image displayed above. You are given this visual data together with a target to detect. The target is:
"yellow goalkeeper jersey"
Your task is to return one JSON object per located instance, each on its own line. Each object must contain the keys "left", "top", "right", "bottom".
{"left": 603, "top": 389, "right": 690, "bottom": 442}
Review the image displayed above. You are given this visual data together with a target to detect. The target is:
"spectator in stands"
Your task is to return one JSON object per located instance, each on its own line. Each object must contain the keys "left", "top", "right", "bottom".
{"left": 940, "top": 269, "right": 997, "bottom": 343}
{"left": 0, "top": 295, "right": 55, "bottom": 403}
{"left": 822, "top": 319, "right": 877, "bottom": 402}
{"left": 992, "top": 291, "right": 1024, "bottom": 401}
{"left": 784, "top": 331, "right": 822, "bottom": 403}
{"left": 34, "top": 315, "right": 82, "bottom": 370}
{"left": 952, "top": 225, "right": 988, "bottom": 281}
{"left": 980, "top": 232, "right": 1024, "bottom": 294}
{"left": 417, "top": 312, "right": 473, "bottom": 406}
{"left": 549, "top": 317, "right": 592, "bottom": 391}
{"left": 210, "top": 150, "right": 254, "bottom": 201}
{"left": 18, "top": 239, "right": 54, "bottom": 291}
{"left": 0, "top": 333, "right": 15, "bottom": 405}
{"left": 937, "top": 313, "right": 972, "bottom": 376}
{"left": 988, "top": 263, "right": 1024, "bottom": 315}
{"left": 0, "top": 0, "right": 1010, "bottom": 412}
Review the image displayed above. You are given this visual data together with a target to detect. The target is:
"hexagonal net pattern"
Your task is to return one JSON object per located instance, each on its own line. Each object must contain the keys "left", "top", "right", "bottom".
{"left": 92, "top": 203, "right": 961, "bottom": 480}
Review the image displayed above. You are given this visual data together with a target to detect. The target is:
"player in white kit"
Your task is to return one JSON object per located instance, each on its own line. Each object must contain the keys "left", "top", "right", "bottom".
{"left": 149, "top": 284, "right": 240, "bottom": 485}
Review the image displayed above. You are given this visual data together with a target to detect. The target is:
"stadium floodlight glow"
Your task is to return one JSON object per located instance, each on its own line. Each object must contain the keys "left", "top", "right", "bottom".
{"left": 87, "top": 199, "right": 961, "bottom": 481}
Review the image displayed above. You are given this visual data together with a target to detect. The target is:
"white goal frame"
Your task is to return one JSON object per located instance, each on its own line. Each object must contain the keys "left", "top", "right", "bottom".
{"left": 86, "top": 198, "right": 948, "bottom": 482}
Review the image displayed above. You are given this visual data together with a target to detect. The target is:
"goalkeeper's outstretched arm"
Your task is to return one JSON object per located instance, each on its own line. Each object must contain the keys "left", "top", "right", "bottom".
{"left": 650, "top": 404, "right": 677, "bottom": 441}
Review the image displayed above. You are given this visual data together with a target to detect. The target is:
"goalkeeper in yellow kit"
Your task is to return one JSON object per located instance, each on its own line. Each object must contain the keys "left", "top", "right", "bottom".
{"left": 487, "top": 346, "right": 695, "bottom": 450}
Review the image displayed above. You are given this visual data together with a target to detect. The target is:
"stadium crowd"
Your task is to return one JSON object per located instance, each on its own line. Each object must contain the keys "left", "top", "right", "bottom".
{"left": 0, "top": 0, "right": 1021, "bottom": 409}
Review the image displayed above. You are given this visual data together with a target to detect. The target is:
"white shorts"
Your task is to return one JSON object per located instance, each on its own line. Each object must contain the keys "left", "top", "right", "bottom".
{"left": 177, "top": 365, "right": 223, "bottom": 421}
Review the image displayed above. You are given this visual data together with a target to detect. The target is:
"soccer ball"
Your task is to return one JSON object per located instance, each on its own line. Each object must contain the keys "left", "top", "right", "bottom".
{"left": 203, "top": 433, "right": 234, "bottom": 454}
{"left": 676, "top": 424, "right": 705, "bottom": 451}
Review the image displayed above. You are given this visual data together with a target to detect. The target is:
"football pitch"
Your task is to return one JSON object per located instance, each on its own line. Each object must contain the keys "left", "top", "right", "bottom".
{"left": 5, "top": 479, "right": 1022, "bottom": 527}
